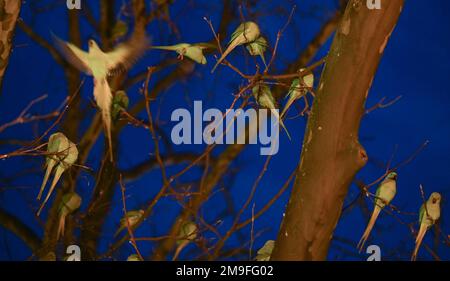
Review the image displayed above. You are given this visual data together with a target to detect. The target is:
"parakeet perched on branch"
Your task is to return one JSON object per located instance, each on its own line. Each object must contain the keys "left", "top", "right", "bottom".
{"left": 357, "top": 172, "right": 397, "bottom": 252}
{"left": 280, "top": 69, "right": 314, "bottom": 119}
{"left": 411, "top": 192, "right": 441, "bottom": 261}
{"left": 127, "top": 254, "right": 142, "bottom": 261}
{"left": 173, "top": 221, "right": 197, "bottom": 261}
{"left": 52, "top": 29, "right": 148, "bottom": 162}
{"left": 151, "top": 43, "right": 214, "bottom": 64}
{"left": 246, "top": 36, "right": 268, "bottom": 67}
{"left": 256, "top": 240, "right": 275, "bottom": 261}
{"left": 37, "top": 132, "right": 78, "bottom": 216}
{"left": 114, "top": 210, "right": 145, "bottom": 237}
{"left": 252, "top": 83, "right": 291, "bottom": 140}
{"left": 111, "top": 90, "right": 129, "bottom": 120}
{"left": 57, "top": 192, "right": 82, "bottom": 240}
{"left": 211, "top": 21, "right": 261, "bottom": 72}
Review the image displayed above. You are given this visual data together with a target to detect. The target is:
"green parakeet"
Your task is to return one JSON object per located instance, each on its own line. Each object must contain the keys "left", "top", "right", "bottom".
{"left": 57, "top": 192, "right": 82, "bottom": 240}
{"left": 280, "top": 69, "right": 314, "bottom": 119}
{"left": 111, "top": 20, "right": 128, "bottom": 42}
{"left": 151, "top": 43, "right": 214, "bottom": 64}
{"left": 211, "top": 21, "right": 261, "bottom": 72}
{"left": 411, "top": 192, "right": 441, "bottom": 261}
{"left": 127, "top": 254, "right": 143, "bottom": 261}
{"left": 114, "top": 210, "right": 145, "bottom": 237}
{"left": 256, "top": 240, "right": 275, "bottom": 261}
{"left": 173, "top": 221, "right": 197, "bottom": 261}
{"left": 37, "top": 133, "right": 78, "bottom": 216}
{"left": 111, "top": 90, "right": 129, "bottom": 120}
{"left": 357, "top": 172, "right": 397, "bottom": 252}
{"left": 53, "top": 29, "right": 148, "bottom": 162}
{"left": 246, "top": 36, "right": 268, "bottom": 67}
{"left": 252, "top": 83, "right": 291, "bottom": 140}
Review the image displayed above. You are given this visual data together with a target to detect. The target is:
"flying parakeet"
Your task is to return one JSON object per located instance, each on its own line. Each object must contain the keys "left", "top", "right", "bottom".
{"left": 114, "top": 209, "right": 145, "bottom": 237}
{"left": 37, "top": 133, "right": 78, "bottom": 216}
{"left": 252, "top": 83, "right": 291, "bottom": 140}
{"left": 211, "top": 21, "right": 261, "bottom": 72}
{"left": 411, "top": 192, "right": 441, "bottom": 261}
{"left": 53, "top": 29, "right": 148, "bottom": 162}
{"left": 280, "top": 69, "right": 314, "bottom": 119}
{"left": 357, "top": 172, "right": 397, "bottom": 252}
{"left": 173, "top": 221, "right": 197, "bottom": 261}
{"left": 57, "top": 192, "right": 82, "bottom": 240}
{"left": 246, "top": 36, "right": 268, "bottom": 67}
{"left": 256, "top": 240, "right": 275, "bottom": 261}
{"left": 151, "top": 43, "right": 214, "bottom": 64}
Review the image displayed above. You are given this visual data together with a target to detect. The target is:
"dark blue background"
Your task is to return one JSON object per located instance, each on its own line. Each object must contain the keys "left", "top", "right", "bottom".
{"left": 0, "top": 0, "right": 449, "bottom": 260}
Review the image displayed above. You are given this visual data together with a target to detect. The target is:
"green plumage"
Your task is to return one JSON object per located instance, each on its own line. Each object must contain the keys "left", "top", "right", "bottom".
{"left": 281, "top": 70, "right": 314, "bottom": 118}
{"left": 252, "top": 83, "right": 291, "bottom": 140}
{"left": 256, "top": 240, "right": 275, "bottom": 261}
{"left": 152, "top": 43, "right": 213, "bottom": 64}
{"left": 37, "top": 133, "right": 78, "bottom": 216}
{"left": 412, "top": 192, "right": 441, "bottom": 260}
{"left": 212, "top": 21, "right": 261, "bottom": 72}
{"left": 111, "top": 91, "right": 129, "bottom": 120}
{"left": 357, "top": 172, "right": 397, "bottom": 252}
{"left": 114, "top": 210, "right": 145, "bottom": 237}
{"left": 57, "top": 192, "right": 82, "bottom": 239}
{"left": 246, "top": 36, "right": 268, "bottom": 67}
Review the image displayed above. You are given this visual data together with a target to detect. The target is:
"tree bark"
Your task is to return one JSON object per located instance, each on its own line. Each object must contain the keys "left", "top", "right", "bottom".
{"left": 0, "top": 0, "right": 21, "bottom": 92}
{"left": 271, "top": 0, "right": 404, "bottom": 260}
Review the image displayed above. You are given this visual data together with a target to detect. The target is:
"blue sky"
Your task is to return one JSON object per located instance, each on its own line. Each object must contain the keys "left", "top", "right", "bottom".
{"left": 0, "top": 0, "right": 449, "bottom": 260}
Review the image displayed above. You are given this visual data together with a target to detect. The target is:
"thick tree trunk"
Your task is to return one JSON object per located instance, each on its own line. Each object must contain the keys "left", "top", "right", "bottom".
{"left": 0, "top": 0, "right": 21, "bottom": 91}
{"left": 272, "top": 0, "right": 404, "bottom": 260}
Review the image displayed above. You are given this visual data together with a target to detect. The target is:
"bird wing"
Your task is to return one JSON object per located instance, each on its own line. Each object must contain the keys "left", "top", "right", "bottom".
{"left": 186, "top": 46, "right": 207, "bottom": 64}
{"left": 287, "top": 79, "right": 300, "bottom": 98}
{"left": 419, "top": 203, "right": 426, "bottom": 223}
{"left": 105, "top": 30, "right": 149, "bottom": 75}
{"left": 52, "top": 34, "right": 92, "bottom": 75}
{"left": 229, "top": 23, "right": 246, "bottom": 44}
{"left": 194, "top": 42, "right": 216, "bottom": 50}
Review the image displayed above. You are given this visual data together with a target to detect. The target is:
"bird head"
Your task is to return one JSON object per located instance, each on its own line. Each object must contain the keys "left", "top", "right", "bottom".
{"left": 430, "top": 192, "right": 441, "bottom": 204}
{"left": 386, "top": 171, "right": 397, "bottom": 180}
{"left": 242, "top": 21, "right": 260, "bottom": 39}
{"left": 88, "top": 39, "right": 100, "bottom": 52}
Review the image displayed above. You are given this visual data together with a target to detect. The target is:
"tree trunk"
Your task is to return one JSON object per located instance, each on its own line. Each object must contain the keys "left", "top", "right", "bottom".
{"left": 0, "top": 0, "right": 21, "bottom": 91}
{"left": 271, "top": 0, "right": 404, "bottom": 261}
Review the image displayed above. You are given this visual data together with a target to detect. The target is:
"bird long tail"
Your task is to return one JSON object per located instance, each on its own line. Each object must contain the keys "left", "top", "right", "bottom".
{"left": 94, "top": 78, "right": 113, "bottom": 162}
{"left": 211, "top": 39, "right": 241, "bottom": 73}
{"left": 57, "top": 214, "right": 66, "bottom": 240}
{"left": 411, "top": 223, "right": 428, "bottom": 261}
{"left": 151, "top": 46, "right": 179, "bottom": 51}
{"left": 114, "top": 226, "right": 124, "bottom": 238}
{"left": 357, "top": 206, "right": 381, "bottom": 252}
{"left": 270, "top": 108, "right": 291, "bottom": 140}
{"left": 37, "top": 166, "right": 65, "bottom": 216}
{"left": 260, "top": 54, "right": 267, "bottom": 69}
{"left": 280, "top": 97, "right": 295, "bottom": 120}
{"left": 37, "top": 160, "right": 55, "bottom": 200}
